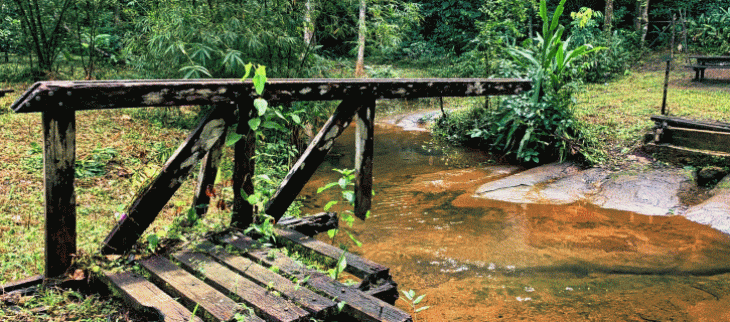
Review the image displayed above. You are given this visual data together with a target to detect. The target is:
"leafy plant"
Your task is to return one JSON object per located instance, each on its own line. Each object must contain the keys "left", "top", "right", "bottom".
{"left": 317, "top": 168, "right": 364, "bottom": 248}
{"left": 328, "top": 252, "right": 347, "bottom": 280}
{"left": 400, "top": 289, "right": 429, "bottom": 321}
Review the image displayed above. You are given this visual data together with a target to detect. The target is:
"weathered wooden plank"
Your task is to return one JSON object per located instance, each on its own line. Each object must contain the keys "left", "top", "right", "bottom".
{"left": 265, "top": 98, "right": 364, "bottom": 221}
{"left": 43, "top": 109, "right": 76, "bottom": 279}
{"left": 664, "top": 126, "right": 730, "bottom": 153}
{"left": 104, "top": 271, "right": 203, "bottom": 322}
{"left": 274, "top": 228, "right": 390, "bottom": 283}
{"left": 173, "top": 251, "right": 310, "bottom": 322}
{"left": 277, "top": 212, "right": 339, "bottom": 236}
{"left": 139, "top": 256, "right": 263, "bottom": 322}
{"left": 362, "top": 282, "right": 399, "bottom": 306}
{"left": 232, "top": 100, "right": 256, "bottom": 228}
{"left": 191, "top": 125, "right": 225, "bottom": 218}
{"left": 354, "top": 99, "right": 375, "bottom": 220}
{"left": 101, "top": 105, "right": 234, "bottom": 254}
{"left": 651, "top": 115, "right": 730, "bottom": 133}
{"left": 220, "top": 234, "right": 412, "bottom": 322}
{"left": 193, "top": 241, "right": 337, "bottom": 317}
{"left": 12, "top": 78, "right": 531, "bottom": 113}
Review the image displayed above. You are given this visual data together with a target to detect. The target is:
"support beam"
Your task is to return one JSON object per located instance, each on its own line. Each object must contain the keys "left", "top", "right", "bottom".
{"left": 354, "top": 98, "right": 375, "bottom": 220}
{"left": 231, "top": 100, "right": 256, "bottom": 228}
{"left": 191, "top": 123, "right": 225, "bottom": 218}
{"left": 265, "top": 97, "right": 365, "bottom": 221}
{"left": 43, "top": 109, "right": 76, "bottom": 279}
{"left": 101, "top": 105, "right": 234, "bottom": 254}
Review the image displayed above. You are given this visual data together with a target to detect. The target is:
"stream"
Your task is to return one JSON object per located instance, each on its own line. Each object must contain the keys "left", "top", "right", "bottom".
{"left": 299, "top": 119, "right": 730, "bottom": 321}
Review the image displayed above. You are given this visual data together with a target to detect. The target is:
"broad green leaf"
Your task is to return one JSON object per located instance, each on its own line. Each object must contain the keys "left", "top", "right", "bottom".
{"left": 241, "top": 62, "right": 253, "bottom": 81}
{"left": 291, "top": 114, "right": 301, "bottom": 124}
{"left": 327, "top": 229, "right": 338, "bottom": 239}
{"left": 414, "top": 294, "right": 425, "bottom": 305}
{"left": 324, "top": 200, "right": 338, "bottom": 211}
{"left": 253, "top": 65, "right": 267, "bottom": 95}
{"left": 337, "top": 255, "right": 347, "bottom": 274}
{"left": 247, "top": 194, "right": 259, "bottom": 205}
{"left": 248, "top": 118, "right": 261, "bottom": 131}
{"left": 226, "top": 132, "right": 243, "bottom": 147}
{"left": 346, "top": 231, "right": 362, "bottom": 247}
{"left": 415, "top": 306, "right": 430, "bottom": 313}
{"left": 254, "top": 98, "right": 268, "bottom": 116}
{"left": 317, "top": 182, "right": 339, "bottom": 193}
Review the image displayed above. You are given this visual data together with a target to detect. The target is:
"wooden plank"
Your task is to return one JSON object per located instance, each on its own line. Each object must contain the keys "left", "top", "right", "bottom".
{"left": 664, "top": 126, "right": 730, "bottom": 153}
{"left": 220, "top": 234, "right": 412, "bottom": 322}
{"left": 104, "top": 271, "right": 203, "bottom": 322}
{"left": 191, "top": 124, "right": 225, "bottom": 218}
{"left": 173, "top": 251, "right": 310, "bottom": 322}
{"left": 277, "top": 212, "right": 339, "bottom": 236}
{"left": 274, "top": 228, "right": 390, "bottom": 283}
{"left": 265, "top": 98, "right": 364, "bottom": 221}
{"left": 101, "top": 105, "right": 234, "bottom": 254}
{"left": 139, "top": 256, "right": 263, "bottom": 322}
{"left": 354, "top": 98, "right": 375, "bottom": 220}
{"left": 12, "top": 78, "right": 532, "bottom": 113}
{"left": 193, "top": 241, "right": 337, "bottom": 317}
{"left": 232, "top": 101, "right": 256, "bottom": 228}
{"left": 42, "top": 109, "right": 76, "bottom": 279}
{"left": 362, "top": 282, "right": 399, "bottom": 305}
{"left": 651, "top": 115, "right": 730, "bottom": 133}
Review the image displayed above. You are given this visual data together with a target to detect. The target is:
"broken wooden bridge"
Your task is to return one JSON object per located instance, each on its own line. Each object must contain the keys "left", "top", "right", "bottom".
{"left": 5, "top": 78, "right": 531, "bottom": 321}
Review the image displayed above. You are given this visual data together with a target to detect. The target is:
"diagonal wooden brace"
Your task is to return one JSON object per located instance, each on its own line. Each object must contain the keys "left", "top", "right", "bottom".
{"left": 265, "top": 96, "right": 371, "bottom": 222}
{"left": 100, "top": 104, "right": 236, "bottom": 254}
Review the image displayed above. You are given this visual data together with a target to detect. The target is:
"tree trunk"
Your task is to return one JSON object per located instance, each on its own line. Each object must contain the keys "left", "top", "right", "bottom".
{"left": 604, "top": 0, "right": 613, "bottom": 40}
{"left": 639, "top": 0, "right": 650, "bottom": 47}
{"left": 304, "top": 0, "right": 314, "bottom": 45}
{"left": 354, "top": 0, "right": 366, "bottom": 77}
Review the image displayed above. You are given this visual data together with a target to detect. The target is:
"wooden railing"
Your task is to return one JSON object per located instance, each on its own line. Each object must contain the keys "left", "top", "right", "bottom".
{"left": 9, "top": 78, "right": 531, "bottom": 281}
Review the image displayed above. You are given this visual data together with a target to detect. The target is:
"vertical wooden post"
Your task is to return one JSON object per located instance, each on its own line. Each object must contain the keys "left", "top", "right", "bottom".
{"left": 191, "top": 132, "right": 225, "bottom": 218}
{"left": 42, "top": 109, "right": 76, "bottom": 279}
{"left": 231, "top": 100, "right": 256, "bottom": 228}
{"left": 354, "top": 98, "right": 375, "bottom": 220}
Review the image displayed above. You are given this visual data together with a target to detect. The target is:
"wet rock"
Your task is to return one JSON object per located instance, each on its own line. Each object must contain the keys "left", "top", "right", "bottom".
{"left": 697, "top": 166, "right": 729, "bottom": 187}
{"left": 711, "top": 175, "right": 730, "bottom": 196}
{"left": 590, "top": 169, "right": 693, "bottom": 216}
{"left": 538, "top": 168, "right": 612, "bottom": 204}
{"left": 475, "top": 162, "right": 582, "bottom": 203}
{"left": 384, "top": 109, "right": 441, "bottom": 132}
{"left": 683, "top": 191, "right": 730, "bottom": 235}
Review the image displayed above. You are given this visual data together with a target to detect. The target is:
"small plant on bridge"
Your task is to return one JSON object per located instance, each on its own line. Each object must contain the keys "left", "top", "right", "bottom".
{"left": 317, "top": 168, "right": 364, "bottom": 249}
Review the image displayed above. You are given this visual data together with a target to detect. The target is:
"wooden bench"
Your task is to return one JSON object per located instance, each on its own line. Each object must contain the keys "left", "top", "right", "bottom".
{"left": 685, "top": 55, "right": 730, "bottom": 81}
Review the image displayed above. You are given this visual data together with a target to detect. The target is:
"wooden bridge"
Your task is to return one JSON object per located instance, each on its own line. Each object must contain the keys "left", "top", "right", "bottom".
{"left": 3, "top": 78, "right": 530, "bottom": 321}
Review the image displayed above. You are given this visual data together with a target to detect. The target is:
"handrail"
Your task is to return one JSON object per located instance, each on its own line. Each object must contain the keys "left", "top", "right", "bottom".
{"left": 10, "top": 77, "right": 532, "bottom": 281}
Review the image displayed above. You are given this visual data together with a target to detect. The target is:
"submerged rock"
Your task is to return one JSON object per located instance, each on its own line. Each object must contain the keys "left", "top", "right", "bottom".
{"left": 589, "top": 169, "right": 693, "bottom": 216}
{"left": 684, "top": 192, "right": 730, "bottom": 235}
{"left": 474, "top": 162, "right": 582, "bottom": 203}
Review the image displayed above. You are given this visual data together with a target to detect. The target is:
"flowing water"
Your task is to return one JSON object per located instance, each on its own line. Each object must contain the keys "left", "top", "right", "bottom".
{"left": 299, "top": 121, "right": 730, "bottom": 321}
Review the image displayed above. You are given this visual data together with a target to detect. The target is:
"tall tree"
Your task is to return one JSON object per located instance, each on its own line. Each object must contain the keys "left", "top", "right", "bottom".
{"left": 639, "top": 0, "right": 649, "bottom": 47}
{"left": 11, "top": 0, "right": 74, "bottom": 72}
{"left": 603, "top": 0, "right": 613, "bottom": 38}
{"left": 354, "top": 0, "right": 367, "bottom": 77}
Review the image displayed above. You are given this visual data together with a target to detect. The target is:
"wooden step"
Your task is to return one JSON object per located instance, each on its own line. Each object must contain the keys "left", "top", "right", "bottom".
{"left": 220, "top": 233, "right": 413, "bottom": 322}
{"left": 193, "top": 241, "right": 337, "bottom": 318}
{"left": 172, "top": 251, "right": 311, "bottom": 322}
{"left": 139, "top": 256, "right": 263, "bottom": 322}
{"left": 651, "top": 115, "right": 730, "bottom": 133}
{"left": 103, "top": 271, "right": 204, "bottom": 322}
{"left": 274, "top": 228, "right": 391, "bottom": 283}
{"left": 663, "top": 126, "right": 730, "bottom": 153}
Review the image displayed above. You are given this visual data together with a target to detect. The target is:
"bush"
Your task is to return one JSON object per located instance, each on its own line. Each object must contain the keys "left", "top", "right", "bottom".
{"left": 687, "top": 7, "right": 730, "bottom": 55}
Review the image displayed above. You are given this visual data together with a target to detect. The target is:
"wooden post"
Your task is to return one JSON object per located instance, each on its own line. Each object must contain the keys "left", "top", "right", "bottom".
{"left": 191, "top": 110, "right": 226, "bottom": 218}
{"left": 101, "top": 105, "right": 233, "bottom": 254}
{"left": 354, "top": 98, "right": 375, "bottom": 220}
{"left": 265, "top": 97, "right": 364, "bottom": 222}
{"left": 42, "top": 109, "right": 76, "bottom": 279}
{"left": 231, "top": 100, "right": 256, "bottom": 228}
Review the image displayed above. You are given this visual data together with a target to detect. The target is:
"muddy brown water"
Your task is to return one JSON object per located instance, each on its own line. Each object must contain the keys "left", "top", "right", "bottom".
{"left": 299, "top": 123, "right": 730, "bottom": 321}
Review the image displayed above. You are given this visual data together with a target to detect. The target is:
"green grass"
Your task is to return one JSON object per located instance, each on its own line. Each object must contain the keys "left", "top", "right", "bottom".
{"left": 575, "top": 54, "right": 730, "bottom": 162}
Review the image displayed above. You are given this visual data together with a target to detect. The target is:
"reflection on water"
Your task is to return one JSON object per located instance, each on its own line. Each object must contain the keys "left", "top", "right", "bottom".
{"left": 300, "top": 123, "right": 730, "bottom": 321}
